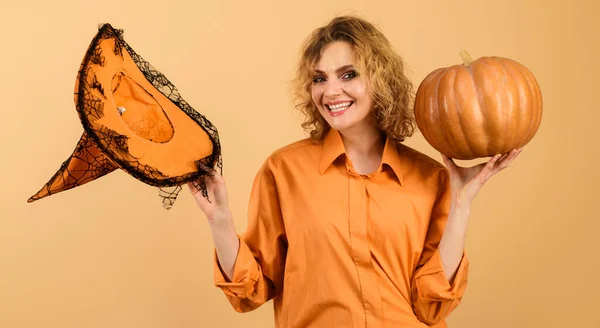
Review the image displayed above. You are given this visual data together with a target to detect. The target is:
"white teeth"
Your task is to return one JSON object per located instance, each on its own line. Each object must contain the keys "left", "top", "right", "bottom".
{"left": 328, "top": 101, "right": 352, "bottom": 112}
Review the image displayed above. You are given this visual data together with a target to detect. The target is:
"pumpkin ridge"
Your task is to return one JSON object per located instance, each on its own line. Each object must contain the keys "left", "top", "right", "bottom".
{"left": 454, "top": 65, "right": 477, "bottom": 159}
{"left": 497, "top": 58, "right": 520, "bottom": 153}
{"left": 516, "top": 60, "right": 543, "bottom": 146}
{"left": 416, "top": 68, "right": 445, "bottom": 155}
{"left": 414, "top": 75, "right": 427, "bottom": 141}
{"left": 505, "top": 58, "right": 531, "bottom": 147}
{"left": 434, "top": 68, "right": 456, "bottom": 157}
{"left": 479, "top": 58, "right": 509, "bottom": 156}
{"left": 470, "top": 59, "right": 491, "bottom": 157}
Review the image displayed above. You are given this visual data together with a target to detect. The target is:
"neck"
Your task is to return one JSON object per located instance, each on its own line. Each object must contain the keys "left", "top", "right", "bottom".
{"left": 339, "top": 123, "right": 385, "bottom": 158}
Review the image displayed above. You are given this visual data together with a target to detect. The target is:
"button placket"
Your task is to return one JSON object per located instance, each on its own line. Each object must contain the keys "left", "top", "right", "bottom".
{"left": 348, "top": 171, "right": 384, "bottom": 327}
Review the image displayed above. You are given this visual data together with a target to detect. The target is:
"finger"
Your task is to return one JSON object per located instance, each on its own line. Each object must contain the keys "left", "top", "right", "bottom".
{"left": 187, "top": 181, "right": 207, "bottom": 203}
{"left": 187, "top": 181, "right": 194, "bottom": 190}
{"left": 197, "top": 163, "right": 213, "bottom": 174}
{"left": 188, "top": 181, "right": 203, "bottom": 198}
{"left": 498, "top": 152, "right": 510, "bottom": 163}
{"left": 187, "top": 180, "right": 200, "bottom": 194}
{"left": 190, "top": 174, "right": 212, "bottom": 190}
{"left": 191, "top": 191, "right": 212, "bottom": 210}
{"left": 479, "top": 154, "right": 503, "bottom": 177}
{"left": 196, "top": 163, "right": 223, "bottom": 186}
{"left": 498, "top": 149, "right": 521, "bottom": 168}
{"left": 493, "top": 154, "right": 509, "bottom": 170}
{"left": 204, "top": 174, "right": 216, "bottom": 191}
{"left": 487, "top": 154, "right": 503, "bottom": 167}
{"left": 514, "top": 147, "right": 523, "bottom": 157}
{"left": 490, "top": 149, "right": 519, "bottom": 173}
{"left": 499, "top": 148, "right": 519, "bottom": 164}
{"left": 190, "top": 178, "right": 217, "bottom": 205}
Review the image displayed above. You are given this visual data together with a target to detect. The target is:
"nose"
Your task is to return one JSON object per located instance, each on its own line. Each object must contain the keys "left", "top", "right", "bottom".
{"left": 324, "top": 79, "right": 342, "bottom": 98}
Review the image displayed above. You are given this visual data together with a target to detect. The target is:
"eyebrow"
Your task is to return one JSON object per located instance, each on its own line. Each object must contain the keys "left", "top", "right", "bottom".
{"left": 313, "top": 64, "right": 355, "bottom": 75}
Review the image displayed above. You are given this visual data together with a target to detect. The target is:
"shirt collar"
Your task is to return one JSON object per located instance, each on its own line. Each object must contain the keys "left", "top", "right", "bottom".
{"left": 318, "top": 128, "right": 404, "bottom": 185}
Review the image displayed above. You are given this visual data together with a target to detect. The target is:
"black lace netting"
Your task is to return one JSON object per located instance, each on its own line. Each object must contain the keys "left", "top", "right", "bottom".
{"left": 28, "top": 23, "right": 222, "bottom": 209}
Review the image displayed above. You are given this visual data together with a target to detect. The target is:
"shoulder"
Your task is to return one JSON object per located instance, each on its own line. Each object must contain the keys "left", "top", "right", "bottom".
{"left": 263, "top": 137, "right": 321, "bottom": 166}
{"left": 397, "top": 143, "right": 445, "bottom": 169}
{"left": 395, "top": 142, "right": 449, "bottom": 185}
{"left": 257, "top": 137, "right": 322, "bottom": 173}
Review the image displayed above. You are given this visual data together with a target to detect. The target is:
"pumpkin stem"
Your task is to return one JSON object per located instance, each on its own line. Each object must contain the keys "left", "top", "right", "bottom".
{"left": 459, "top": 50, "right": 473, "bottom": 65}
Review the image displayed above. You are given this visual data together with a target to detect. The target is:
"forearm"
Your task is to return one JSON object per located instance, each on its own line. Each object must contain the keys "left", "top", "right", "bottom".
{"left": 438, "top": 200, "right": 471, "bottom": 283}
{"left": 208, "top": 212, "right": 240, "bottom": 281}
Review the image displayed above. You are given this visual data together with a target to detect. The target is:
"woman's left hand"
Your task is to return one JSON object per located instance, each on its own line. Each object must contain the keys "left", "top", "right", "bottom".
{"left": 441, "top": 148, "right": 523, "bottom": 207}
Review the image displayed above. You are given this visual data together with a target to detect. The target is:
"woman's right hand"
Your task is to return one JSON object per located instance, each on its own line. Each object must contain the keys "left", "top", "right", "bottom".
{"left": 188, "top": 166, "right": 240, "bottom": 281}
{"left": 187, "top": 166, "right": 232, "bottom": 224}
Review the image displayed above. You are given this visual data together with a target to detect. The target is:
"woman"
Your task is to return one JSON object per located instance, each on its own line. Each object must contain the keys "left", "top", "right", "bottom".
{"left": 189, "top": 15, "right": 521, "bottom": 328}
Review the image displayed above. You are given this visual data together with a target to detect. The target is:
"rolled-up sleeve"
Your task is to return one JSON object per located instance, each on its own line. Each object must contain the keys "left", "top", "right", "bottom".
{"left": 213, "top": 156, "right": 287, "bottom": 313}
{"left": 410, "top": 168, "right": 470, "bottom": 325}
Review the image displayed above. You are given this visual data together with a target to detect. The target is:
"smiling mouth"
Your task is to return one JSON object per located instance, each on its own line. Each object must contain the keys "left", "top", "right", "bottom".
{"left": 325, "top": 101, "right": 354, "bottom": 113}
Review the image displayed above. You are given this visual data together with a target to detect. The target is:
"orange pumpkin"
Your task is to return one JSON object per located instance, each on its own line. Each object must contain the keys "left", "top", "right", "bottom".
{"left": 414, "top": 50, "right": 543, "bottom": 160}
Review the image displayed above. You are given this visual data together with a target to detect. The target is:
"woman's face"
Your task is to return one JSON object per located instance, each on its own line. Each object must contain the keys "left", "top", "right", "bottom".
{"left": 310, "top": 41, "right": 375, "bottom": 135}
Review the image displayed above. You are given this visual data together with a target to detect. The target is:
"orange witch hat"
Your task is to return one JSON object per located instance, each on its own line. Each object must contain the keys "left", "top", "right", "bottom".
{"left": 28, "top": 23, "right": 222, "bottom": 209}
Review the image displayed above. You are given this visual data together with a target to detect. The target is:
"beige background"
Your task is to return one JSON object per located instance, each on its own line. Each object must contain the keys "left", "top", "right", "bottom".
{"left": 1, "top": 0, "right": 598, "bottom": 327}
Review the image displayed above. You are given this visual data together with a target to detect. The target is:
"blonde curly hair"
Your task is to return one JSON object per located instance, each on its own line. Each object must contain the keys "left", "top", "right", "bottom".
{"left": 291, "top": 15, "right": 416, "bottom": 142}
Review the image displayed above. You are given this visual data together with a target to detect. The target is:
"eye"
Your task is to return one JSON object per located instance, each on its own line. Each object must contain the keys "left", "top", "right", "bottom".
{"left": 312, "top": 76, "right": 325, "bottom": 83}
{"left": 342, "top": 71, "right": 357, "bottom": 80}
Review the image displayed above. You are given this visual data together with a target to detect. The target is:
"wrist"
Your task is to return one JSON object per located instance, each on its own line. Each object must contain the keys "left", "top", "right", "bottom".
{"left": 451, "top": 198, "right": 472, "bottom": 216}
{"left": 207, "top": 209, "right": 234, "bottom": 228}
{"left": 209, "top": 214, "right": 238, "bottom": 244}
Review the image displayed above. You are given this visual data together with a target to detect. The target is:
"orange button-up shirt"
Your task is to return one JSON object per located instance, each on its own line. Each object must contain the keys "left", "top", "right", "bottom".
{"left": 213, "top": 128, "right": 469, "bottom": 327}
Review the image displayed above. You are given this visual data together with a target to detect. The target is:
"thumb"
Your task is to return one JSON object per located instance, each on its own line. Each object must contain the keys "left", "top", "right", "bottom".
{"left": 187, "top": 181, "right": 202, "bottom": 195}
{"left": 441, "top": 153, "right": 458, "bottom": 171}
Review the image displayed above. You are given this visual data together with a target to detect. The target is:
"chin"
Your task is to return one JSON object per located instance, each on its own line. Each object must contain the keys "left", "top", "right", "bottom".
{"left": 322, "top": 112, "right": 367, "bottom": 134}
{"left": 328, "top": 120, "right": 370, "bottom": 137}
{"left": 328, "top": 120, "right": 354, "bottom": 132}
